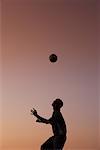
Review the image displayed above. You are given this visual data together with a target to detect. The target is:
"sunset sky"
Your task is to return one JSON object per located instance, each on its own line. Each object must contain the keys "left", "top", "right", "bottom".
{"left": 97, "top": 0, "right": 100, "bottom": 149}
{"left": 1, "top": 0, "right": 100, "bottom": 150}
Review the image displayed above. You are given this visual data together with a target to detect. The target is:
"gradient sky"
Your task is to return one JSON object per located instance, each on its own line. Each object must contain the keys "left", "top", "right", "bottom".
{"left": 97, "top": 0, "right": 100, "bottom": 148}
{"left": 1, "top": 0, "right": 100, "bottom": 150}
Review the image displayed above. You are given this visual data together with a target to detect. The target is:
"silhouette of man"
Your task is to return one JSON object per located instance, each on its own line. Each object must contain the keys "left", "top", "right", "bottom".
{"left": 31, "top": 99, "right": 67, "bottom": 150}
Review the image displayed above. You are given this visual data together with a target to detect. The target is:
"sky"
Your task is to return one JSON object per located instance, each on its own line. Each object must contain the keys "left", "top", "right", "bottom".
{"left": 0, "top": 0, "right": 2, "bottom": 149}
{"left": 97, "top": 0, "right": 100, "bottom": 148}
{"left": 0, "top": 0, "right": 100, "bottom": 150}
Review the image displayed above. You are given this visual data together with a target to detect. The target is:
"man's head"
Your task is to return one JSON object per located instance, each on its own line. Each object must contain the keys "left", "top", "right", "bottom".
{"left": 52, "top": 99, "right": 63, "bottom": 110}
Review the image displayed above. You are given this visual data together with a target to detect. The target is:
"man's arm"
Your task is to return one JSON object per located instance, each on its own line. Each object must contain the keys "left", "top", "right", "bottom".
{"left": 35, "top": 114, "right": 50, "bottom": 124}
{"left": 31, "top": 108, "right": 50, "bottom": 124}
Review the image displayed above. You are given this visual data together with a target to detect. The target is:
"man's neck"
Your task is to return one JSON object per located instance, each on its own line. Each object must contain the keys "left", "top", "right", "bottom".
{"left": 54, "top": 109, "right": 60, "bottom": 112}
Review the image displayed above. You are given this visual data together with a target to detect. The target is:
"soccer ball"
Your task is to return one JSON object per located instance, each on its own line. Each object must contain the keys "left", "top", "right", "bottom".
{"left": 49, "top": 54, "right": 57, "bottom": 63}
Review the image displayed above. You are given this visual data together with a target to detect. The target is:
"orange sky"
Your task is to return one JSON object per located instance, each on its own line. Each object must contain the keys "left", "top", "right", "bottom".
{"left": 1, "top": 0, "right": 100, "bottom": 150}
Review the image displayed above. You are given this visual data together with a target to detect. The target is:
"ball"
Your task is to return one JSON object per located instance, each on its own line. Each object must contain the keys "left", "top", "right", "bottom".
{"left": 49, "top": 54, "right": 57, "bottom": 63}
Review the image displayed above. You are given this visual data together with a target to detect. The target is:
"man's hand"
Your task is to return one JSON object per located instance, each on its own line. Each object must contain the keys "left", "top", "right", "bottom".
{"left": 30, "top": 108, "right": 49, "bottom": 124}
{"left": 36, "top": 119, "right": 42, "bottom": 122}
{"left": 30, "top": 108, "right": 37, "bottom": 116}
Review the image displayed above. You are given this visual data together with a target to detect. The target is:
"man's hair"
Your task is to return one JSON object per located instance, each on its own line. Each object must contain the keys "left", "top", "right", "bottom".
{"left": 53, "top": 98, "right": 63, "bottom": 108}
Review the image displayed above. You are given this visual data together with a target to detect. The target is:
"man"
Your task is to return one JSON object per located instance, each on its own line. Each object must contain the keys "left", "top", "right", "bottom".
{"left": 31, "top": 98, "right": 67, "bottom": 150}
